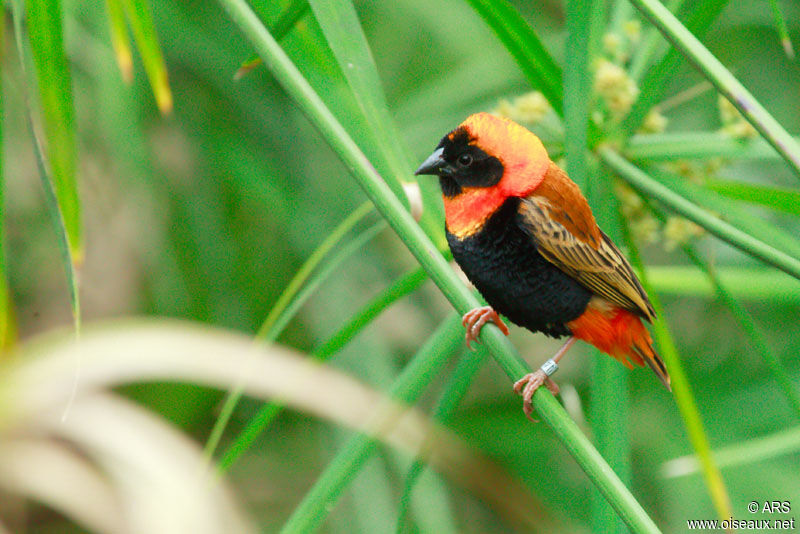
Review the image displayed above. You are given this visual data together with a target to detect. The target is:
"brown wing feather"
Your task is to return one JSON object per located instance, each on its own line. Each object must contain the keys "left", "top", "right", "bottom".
{"left": 518, "top": 166, "right": 656, "bottom": 321}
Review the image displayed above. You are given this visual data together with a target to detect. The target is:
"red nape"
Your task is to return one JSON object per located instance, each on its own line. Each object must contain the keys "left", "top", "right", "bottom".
{"left": 566, "top": 305, "right": 655, "bottom": 369}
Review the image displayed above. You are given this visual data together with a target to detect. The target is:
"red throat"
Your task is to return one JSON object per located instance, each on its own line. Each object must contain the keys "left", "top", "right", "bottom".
{"left": 443, "top": 113, "right": 551, "bottom": 239}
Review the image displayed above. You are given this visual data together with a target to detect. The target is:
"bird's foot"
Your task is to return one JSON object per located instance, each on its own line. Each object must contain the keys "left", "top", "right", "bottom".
{"left": 513, "top": 371, "right": 560, "bottom": 422}
{"left": 462, "top": 306, "right": 509, "bottom": 349}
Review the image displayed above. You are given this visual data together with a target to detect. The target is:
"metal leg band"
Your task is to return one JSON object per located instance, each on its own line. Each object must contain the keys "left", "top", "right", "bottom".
{"left": 540, "top": 358, "right": 558, "bottom": 377}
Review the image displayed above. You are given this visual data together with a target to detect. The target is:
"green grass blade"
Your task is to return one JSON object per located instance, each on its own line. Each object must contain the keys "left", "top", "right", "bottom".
{"left": 643, "top": 165, "right": 800, "bottom": 260}
{"left": 628, "top": 0, "right": 685, "bottom": 81}
{"left": 218, "top": 1, "right": 661, "bottom": 530}
{"left": 218, "top": 266, "right": 429, "bottom": 471}
{"left": 564, "top": 0, "right": 603, "bottom": 190}
{"left": 624, "top": 0, "right": 728, "bottom": 133}
{"left": 255, "top": 201, "right": 373, "bottom": 340}
{"left": 396, "top": 347, "right": 489, "bottom": 533}
{"left": 641, "top": 198, "right": 800, "bottom": 419}
{"left": 12, "top": 0, "right": 80, "bottom": 332}
{"left": 105, "top": 0, "right": 133, "bottom": 82}
{"left": 305, "top": 0, "right": 444, "bottom": 240}
{"left": 119, "top": 0, "right": 173, "bottom": 113}
{"left": 768, "top": 0, "right": 794, "bottom": 59}
{"left": 703, "top": 179, "right": 800, "bottom": 217}
{"left": 628, "top": 0, "right": 800, "bottom": 179}
{"left": 281, "top": 314, "right": 466, "bottom": 534}
{"left": 0, "top": 42, "right": 12, "bottom": 352}
{"left": 647, "top": 265, "right": 800, "bottom": 300}
{"left": 24, "top": 0, "right": 82, "bottom": 264}
{"left": 663, "top": 425, "right": 800, "bottom": 478}
{"left": 589, "top": 170, "right": 630, "bottom": 534}
{"left": 204, "top": 210, "right": 380, "bottom": 461}
{"left": 313, "top": 267, "right": 429, "bottom": 360}
{"left": 464, "top": 0, "right": 563, "bottom": 115}
{"left": 308, "top": 0, "right": 411, "bottom": 182}
{"left": 600, "top": 148, "right": 800, "bottom": 281}
{"left": 619, "top": 212, "right": 733, "bottom": 523}
{"left": 234, "top": 0, "right": 309, "bottom": 78}
{"left": 626, "top": 132, "right": 791, "bottom": 161}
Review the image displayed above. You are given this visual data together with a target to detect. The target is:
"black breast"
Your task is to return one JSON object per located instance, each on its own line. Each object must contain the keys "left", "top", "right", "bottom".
{"left": 447, "top": 197, "right": 592, "bottom": 338}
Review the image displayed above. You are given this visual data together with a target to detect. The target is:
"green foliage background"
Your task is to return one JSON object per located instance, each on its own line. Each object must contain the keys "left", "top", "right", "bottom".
{"left": 2, "top": 0, "right": 800, "bottom": 532}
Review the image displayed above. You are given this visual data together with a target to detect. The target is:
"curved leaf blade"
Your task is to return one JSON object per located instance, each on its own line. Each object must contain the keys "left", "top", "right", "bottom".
{"left": 464, "top": 0, "right": 563, "bottom": 115}
{"left": 105, "top": 0, "right": 133, "bottom": 82}
{"left": 25, "top": 0, "right": 82, "bottom": 263}
{"left": 628, "top": 0, "right": 800, "bottom": 179}
{"left": 120, "top": 0, "right": 173, "bottom": 113}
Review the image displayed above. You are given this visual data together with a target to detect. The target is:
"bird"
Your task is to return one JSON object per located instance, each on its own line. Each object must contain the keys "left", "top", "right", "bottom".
{"left": 415, "top": 112, "right": 670, "bottom": 419}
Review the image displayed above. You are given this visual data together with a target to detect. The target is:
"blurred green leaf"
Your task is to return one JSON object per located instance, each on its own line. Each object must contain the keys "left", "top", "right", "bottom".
{"left": 602, "top": 149, "right": 800, "bottom": 281}
{"left": 646, "top": 265, "right": 800, "bottom": 300}
{"left": 119, "top": 0, "right": 173, "bottom": 113}
{"left": 307, "top": 0, "right": 446, "bottom": 239}
{"left": 626, "top": 132, "right": 794, "bottom": 161}
{"left": 0, "top": 37, "right": 13, "bottom": 352}
{"left": 645, "top": 166, "right": 800, "bottom": 261}
{"left": 589, "top": 167, "right": 630, "bottom": 534}
{"left": 105, "top": 0, "right": 133, "bottom": 82}
{"left": 234, "top": 0, "right": 309, "bottom": 79}
{"left": 629, "top": 0, "right": 800, "bottom": 179}
{"left": 704, "top": 179, "right": 800, "bottom": 217}
{"left": 25, "top": 0, "right": 82, "bottom": 263}
{"left": 663, "top": 426, "right": 800, "bottom": 478}
{"left": 624, "top": 0, "right": 729, "bottom": 133}
{"left": 464, "top": 0, "right": 563, "bottom": 115}
{"left": 308, "top": 0, "right": 410, "bottom": 180}
{"left": 564, "top": 0, "right": 603, "bottom": 189}
{"left": 767, "top": 0, "right": 794, "bottom": 59}
{"left": 620, "top": 211, "right": 733, "bottom": 523}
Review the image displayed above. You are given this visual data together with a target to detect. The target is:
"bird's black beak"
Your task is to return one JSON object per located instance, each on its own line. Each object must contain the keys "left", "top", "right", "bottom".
{"left": 414, "top": 147, "right": 447, "bottom": 176}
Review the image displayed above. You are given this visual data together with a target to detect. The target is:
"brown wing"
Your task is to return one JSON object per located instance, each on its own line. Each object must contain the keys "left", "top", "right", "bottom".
{"left": 518, "top": 165, "right": 656, "bottom": 321}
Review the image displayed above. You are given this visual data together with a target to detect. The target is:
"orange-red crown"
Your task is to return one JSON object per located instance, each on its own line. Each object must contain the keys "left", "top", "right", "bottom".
{"left": 456, "top": 112, "right": 550, "bottom": 198}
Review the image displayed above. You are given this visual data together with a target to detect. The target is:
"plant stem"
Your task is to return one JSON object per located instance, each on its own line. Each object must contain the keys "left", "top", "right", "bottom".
{"left": 628, "top": 0, "right": 800, "bottom": 180}
{"left": 217, "top": 0, "right": 662, "bottom": 530}
{"left": 600, "top": 148, "right": 800, "bottom": 281}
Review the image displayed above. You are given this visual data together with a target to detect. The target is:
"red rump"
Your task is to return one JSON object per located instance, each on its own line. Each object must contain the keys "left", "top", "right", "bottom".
{"left": 566, "top": 305, "right": 654, "bottom": 370}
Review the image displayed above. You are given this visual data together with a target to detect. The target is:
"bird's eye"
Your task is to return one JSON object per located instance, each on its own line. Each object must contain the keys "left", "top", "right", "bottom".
{"left": 457, "top": 153, "right": 473, "bottom": 167}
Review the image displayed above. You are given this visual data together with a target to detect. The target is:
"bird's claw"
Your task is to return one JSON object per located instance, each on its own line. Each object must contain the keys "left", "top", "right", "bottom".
{"left": 461, "top": 306, "right": 509, "bottom": 349}
{"left": 513, "top": 371, "right": 560, "bottom": 422}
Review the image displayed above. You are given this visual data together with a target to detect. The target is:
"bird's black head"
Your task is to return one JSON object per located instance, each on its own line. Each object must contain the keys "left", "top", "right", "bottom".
{"left": 415, "top": 127, "right": 504, "bottom": 198}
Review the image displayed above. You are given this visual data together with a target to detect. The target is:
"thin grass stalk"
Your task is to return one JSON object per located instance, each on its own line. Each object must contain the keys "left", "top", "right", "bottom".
{"left": 205, "top": 217, "right": 382, "bottom": 462}
{"left": 217, "top": 1, "right": 661, "bottom": 530}
{"left": 589, "top": 171, "right": 630, "bottom": 534}
{"left": 280, "top": 314, "right": 465, "bottom": 534}
{"left": 564, "top": 0, "right": 603, "bottom": 190}
{"left": 219, "top": 266, "right": 429, "bottom": 471}
{"left": 628, "top": 0, "right": 685, "bottom": 81}
{"left": 464, "top": 0, "right": 563, "bottom": 115}
{"left": 662, "top": 425, "right": 800, "bottom": 478}
{"left": 625, "top": 132, "right": 788, "bottom": 161}
{"left": 624, "top": 0, "right": 729, "bottom": 134}
{"left": 600, "top": 148, "right": 800, "bottom": 281}
{"left": 641, "top": 201, "right": 800, "bottom": 419}
{"left": 617, "top": 208, "right": 733, "bottom": 522}
{"left": 628, "top": 0, "right": 800, "bottom": 179}
{"left": 396, "top": 347, "right": 490, "bottom": 533}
